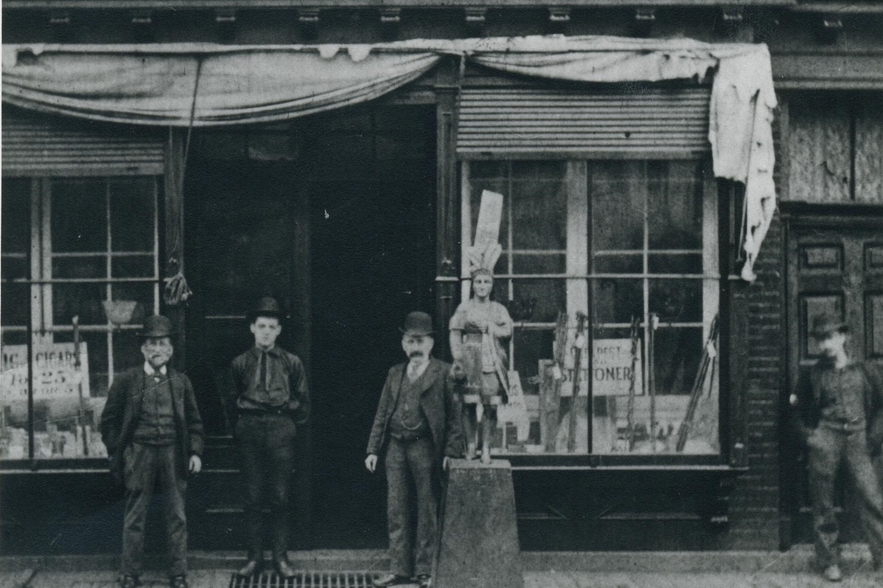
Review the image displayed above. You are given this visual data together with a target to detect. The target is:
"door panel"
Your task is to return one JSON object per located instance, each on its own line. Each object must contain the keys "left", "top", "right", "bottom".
{"left": 787, "top": 219, "right": 883, "bottom": 544}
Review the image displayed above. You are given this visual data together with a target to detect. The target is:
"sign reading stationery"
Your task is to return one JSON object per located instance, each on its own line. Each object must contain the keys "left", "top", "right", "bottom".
{"left": 0, "top": 343, "right": 89, "bottom": 400}
{"left": 559, "top": 338, "right": 642, "bottom": 397}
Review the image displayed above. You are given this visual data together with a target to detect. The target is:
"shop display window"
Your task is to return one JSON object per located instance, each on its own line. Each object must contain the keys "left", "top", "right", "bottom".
{"left": 1, "top": 176, "right": 160, "bottom": 460}
{"left": 462, "top": 160, "right": 720, "bottom": 457}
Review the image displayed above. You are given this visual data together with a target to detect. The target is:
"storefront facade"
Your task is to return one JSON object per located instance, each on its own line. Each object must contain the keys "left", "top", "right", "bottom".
{"left": 1, "top": 0, "right": 882, "bottom": 557}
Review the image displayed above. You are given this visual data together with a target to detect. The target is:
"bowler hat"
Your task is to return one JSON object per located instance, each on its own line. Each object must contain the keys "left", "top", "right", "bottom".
{"left": 249, "top": 297, "right": 282, "bottom": 321}
{"left": 810, "top": 313, "right": 847, "bottom": 340}
{"left": 140, "top": 315, "right": 175, "bottom": 339}
{"left": 400, "top": 311, "right": 434, "bottom": 337}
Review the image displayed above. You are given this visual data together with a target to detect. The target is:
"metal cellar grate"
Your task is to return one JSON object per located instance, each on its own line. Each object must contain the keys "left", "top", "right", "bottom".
{"left": 229, "top": 571, "right": 382, "bottom": 588}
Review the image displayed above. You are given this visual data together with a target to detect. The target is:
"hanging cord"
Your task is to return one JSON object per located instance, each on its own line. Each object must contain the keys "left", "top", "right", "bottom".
{"left": 626, "top": 316, "right": 640, "bottom": 452}
{"left": 163, "top": 57, "right": 203, "bottom": 306}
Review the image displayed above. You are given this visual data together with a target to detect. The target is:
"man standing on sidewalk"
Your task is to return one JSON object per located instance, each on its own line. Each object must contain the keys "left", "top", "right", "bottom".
{"left": 101, "top": 315, "right": 204, "bottom": 588}
{"left": 365, "top": 311, "right": 463, "bottom": 588}
{"left": 791, "top": 313, "right": 883, "bottom": 582}
{"left": 228, "top": 297, "right": 310, "bottom": 579}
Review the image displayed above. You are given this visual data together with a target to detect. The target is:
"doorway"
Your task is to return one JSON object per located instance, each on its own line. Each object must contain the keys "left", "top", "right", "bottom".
{"left": 785, "top": 212, "right": 883, "bottom": 546}
{"left": 306, "top": 105, "right": 437, "bottom": 547}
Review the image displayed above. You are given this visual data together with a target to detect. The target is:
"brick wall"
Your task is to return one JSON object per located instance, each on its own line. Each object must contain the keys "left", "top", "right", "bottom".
{"left": 723, "top": 212, "right": 785, "bottom": 550}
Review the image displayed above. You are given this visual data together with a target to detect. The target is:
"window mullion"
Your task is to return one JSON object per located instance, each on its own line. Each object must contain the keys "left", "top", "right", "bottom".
{"left": 40, "top": 180, "right": 52, "bottom": 340}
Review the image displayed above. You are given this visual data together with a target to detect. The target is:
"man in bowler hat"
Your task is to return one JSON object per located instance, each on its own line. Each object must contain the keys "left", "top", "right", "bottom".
{"left": 791, "top": 313, "right": 883, "bottom": 582}
{"left": 101, "top": 315, "right": 204, "bottom": 588}
{"left": 227, "top": 297, "right": 310, "bottom": 578}
{"left": 365, "top": 311, "right": 464, "bottom": 588}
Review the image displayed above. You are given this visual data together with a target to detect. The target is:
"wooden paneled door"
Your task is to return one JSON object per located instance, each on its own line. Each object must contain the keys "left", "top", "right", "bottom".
{"left": 786, "top": 213, "right": 883, "bottom": 545}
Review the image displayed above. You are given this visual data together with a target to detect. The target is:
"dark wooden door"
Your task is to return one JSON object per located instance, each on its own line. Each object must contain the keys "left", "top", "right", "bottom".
{"left": 786, "top": 214, "right": 883, "bottom": 545}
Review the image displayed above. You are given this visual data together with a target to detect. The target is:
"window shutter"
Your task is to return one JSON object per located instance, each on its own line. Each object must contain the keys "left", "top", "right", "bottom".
{"left": 2, "top": 108, "right": 165, "bottom": 177}
{"left": 456, "top": 85, "right": 711, "bottom": 159}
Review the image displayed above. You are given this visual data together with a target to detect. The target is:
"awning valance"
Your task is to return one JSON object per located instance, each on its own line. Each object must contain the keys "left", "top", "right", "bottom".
{"left": 1, "top": 36, "right": 776, "bottom": 281}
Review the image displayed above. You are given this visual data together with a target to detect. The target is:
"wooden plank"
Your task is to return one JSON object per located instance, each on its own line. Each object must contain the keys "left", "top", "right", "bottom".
{"left": 855, "top": 106, "right": 883, "bottom": 204}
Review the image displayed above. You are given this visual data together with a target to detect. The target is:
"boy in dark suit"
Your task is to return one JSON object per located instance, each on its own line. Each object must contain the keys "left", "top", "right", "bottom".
{"left": 101, "top": 315, "right": 204, "bottom": 588}
{"left": 366, "top": 311, "right": 464, "bottom": 588}
{"left": 228, "top": 297, "right": 310, "bottom": 579}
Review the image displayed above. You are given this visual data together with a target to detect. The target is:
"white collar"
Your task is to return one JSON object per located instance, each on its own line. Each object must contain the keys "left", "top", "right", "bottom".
{"left": 407, "top": 359, "right": 430, "bottom": 379}
{"left": 144, "top": 362, "right": 168, "bottom": 377}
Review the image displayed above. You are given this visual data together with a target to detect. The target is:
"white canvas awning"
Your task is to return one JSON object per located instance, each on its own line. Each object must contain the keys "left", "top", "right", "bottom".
{"left": 2, "top": 35, "right": 776, "bottom": 281}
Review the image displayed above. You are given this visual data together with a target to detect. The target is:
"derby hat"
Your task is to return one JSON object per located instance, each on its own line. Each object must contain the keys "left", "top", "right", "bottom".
{"left": 140, "top": 315, "right": 175, "bottom": 339}
{"left": 810, "top": 313, "right": 847, "bottom": 340}
{"left": 249, "top": 297, "right": 283, "bottom": 321}
{"left": 400, "top": 311, "right": 434, "bottom": 337}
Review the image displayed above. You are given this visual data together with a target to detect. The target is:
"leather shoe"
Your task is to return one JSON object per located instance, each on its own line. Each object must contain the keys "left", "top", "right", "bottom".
{"left": 274, "top": 559, "right": 296, "bottom": 579}
{"left": 415, "top": 574, "right": 432, "bottom": 588}
{"left": 119, "top": 576, "right": 141, "bottom": 588}
{"left": 373, "top": 573, "right": 409, "bottom": 587}
{"left": 823, "top": 564, "right": 842, "bottom": 582}
{"left": 169, "top": 575, "right": 188, "bottom": 588}
{"left": 236, "top": 560, "right": 261, "bottom": 577}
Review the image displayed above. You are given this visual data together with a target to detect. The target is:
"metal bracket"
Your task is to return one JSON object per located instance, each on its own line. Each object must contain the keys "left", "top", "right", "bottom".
{"left": 548, "top": 7, "right": 571, "bottom": 23}
{"left": 816, "top": 13, "right": 843, "bottom": 44}
{"left": 634, "top": 7, "right": 655, "bottom": 36}
{"left": 215, "top": 9, "right": 236, "bottom": 24}
{"left": 297, "top": 7, "right": 321, "bottom": 39}
{"left": 49, "top": 9, "right": 71, "bottom": 25}
{"left": 465, "top": 6, "right": 487, "bottom": 33}
{"left": 130, "top": 9, "right": 153, "bottom": 25}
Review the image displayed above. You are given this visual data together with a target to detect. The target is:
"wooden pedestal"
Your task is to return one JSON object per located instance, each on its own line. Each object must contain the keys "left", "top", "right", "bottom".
{"left": 433, "top": 459, "right": 524, "bottom": 588}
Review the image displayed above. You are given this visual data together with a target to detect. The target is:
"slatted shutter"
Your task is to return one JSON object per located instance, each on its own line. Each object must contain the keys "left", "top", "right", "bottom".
{"left": 457, "top": 85, "right": 711, "bottom": 159}
{"left": 2, "top": 108, "right": 165, "bottom": 176}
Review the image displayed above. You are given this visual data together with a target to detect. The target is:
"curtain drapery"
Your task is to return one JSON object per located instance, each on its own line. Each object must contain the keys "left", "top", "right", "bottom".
{"left": 2, "top": 36, "right": 777, "bottom": 281}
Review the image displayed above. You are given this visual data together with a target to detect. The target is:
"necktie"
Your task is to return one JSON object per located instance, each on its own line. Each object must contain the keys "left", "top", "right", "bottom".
{"left": 260, "top": 352, "right": 268, "bottom": 391}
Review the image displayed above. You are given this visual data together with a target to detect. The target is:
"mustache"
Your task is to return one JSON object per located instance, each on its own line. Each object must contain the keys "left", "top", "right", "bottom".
{"left": 408, "top": 351, "right": 424, "bottom": 358}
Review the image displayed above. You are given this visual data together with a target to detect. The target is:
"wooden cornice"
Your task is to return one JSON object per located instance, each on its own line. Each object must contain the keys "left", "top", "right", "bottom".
{"left": 2, "top": 0, "right": 798, "bottom": 11}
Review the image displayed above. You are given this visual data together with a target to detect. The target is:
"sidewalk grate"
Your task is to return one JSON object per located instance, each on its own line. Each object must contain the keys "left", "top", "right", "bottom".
{"left": 229, "top": 571, "right": 381, "bottom": 588}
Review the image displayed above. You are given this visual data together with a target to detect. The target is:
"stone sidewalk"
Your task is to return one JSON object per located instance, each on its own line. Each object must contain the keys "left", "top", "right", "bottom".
{"left": 2, "top": 549, "right": 882, "bottom": 588}
{"left": 2, "top": 570, "right": 883, "bottom": 588}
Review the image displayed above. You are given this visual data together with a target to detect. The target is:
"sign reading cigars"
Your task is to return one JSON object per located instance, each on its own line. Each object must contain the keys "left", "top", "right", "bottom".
{"left": 1, "top": 343, "right": 90, "bottom": 400}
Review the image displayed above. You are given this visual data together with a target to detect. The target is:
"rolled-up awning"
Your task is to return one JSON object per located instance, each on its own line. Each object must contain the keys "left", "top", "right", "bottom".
{"left": 1, "top": 35, "right": 776, "bottom": 281}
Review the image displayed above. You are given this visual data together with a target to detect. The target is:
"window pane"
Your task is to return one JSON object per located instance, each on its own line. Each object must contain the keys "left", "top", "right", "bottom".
{"left": 53, "top": 283, "right": 106, "bottom": 325}
{"left": 647, "top": 161, "right": 703, "bottom": 251}
{"left": 51, "top": 180, "right": 107, "bottom": 253}
{"left": 511, "top": 254, "right": 565, "bottom": 275}
{"left": 591, "top": 161, "right": 645, "bottom": 251}
{"left": 511, "top": 162, "right": 566, "bottom": 251}
{"left": 2, "top": 178, "right": 31, "bottom": 254}
{"left": 593, "top": 254, "right": 642, "bottom": 275}
{"left": 112, "top": 256, "right": 155, "bottom": 279}
{"left": 593, "top": 278, "right": 642, "bottom": 325}
{"left": 512, "top": 280, "right": 566, "bottom": 323}
{"left": 110, "top": 178, "right": 155, "bottom": 252}
{"left": 110, "top": 283, "right": 153, "bottom": 326}
{"left": 53, "top": 256, "right": 106, "bottom": 279}
{"left": 38, "top": 331, "right": 110, "bottom": 458}
{"left": 648, "top": 253, "right": 702, "bottom": 275}
{"left": 1, "top": 283, "right": 30, "bottom": 327}
{"left": 649, "top": 279, "right": 702, "bottom": 323}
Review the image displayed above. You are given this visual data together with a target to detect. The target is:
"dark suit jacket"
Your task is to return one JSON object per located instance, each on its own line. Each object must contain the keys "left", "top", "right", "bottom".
{"left": 101, "top": 366, "right": 205, "bottom": 481}
{"left": 791, "top": 360, "right": 883, "bottom": 452}
{"left": 366, "top": 358, "right": 464, "bottom": 462}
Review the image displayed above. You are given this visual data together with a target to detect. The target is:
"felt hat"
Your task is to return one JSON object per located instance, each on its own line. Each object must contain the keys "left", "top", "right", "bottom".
{"left": 810, "top": 313, "right": 847, "bottom": 340}
{"left": 249, "top": 297, "right": 282, "bottom": 321}
{"left": 140, "top": 315, "right": 175, "bottom": 339}
{"left": 400, "top": 311, "right": 434, "bottom": 337}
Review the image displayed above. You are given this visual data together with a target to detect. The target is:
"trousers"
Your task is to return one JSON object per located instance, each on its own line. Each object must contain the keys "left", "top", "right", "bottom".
{"left": 385, "top": 436, "right": 440, "bottom": 577}
{"left": 122, "top": 442, "right": 188, "bottom": 577}
{"left": 808, "top": 423, "right": 883, "bottom": 568}
{"left": 236, "top": 413, "right": 296, "bottom": 562}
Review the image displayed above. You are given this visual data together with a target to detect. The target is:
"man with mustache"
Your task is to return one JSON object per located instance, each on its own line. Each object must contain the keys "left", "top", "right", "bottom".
{"left": 101, "top": 315, "right": 204, "bottom": 588}
{"left": 791, "top": 313, "right": 883, "bottom": 582}
{"left": 365, "top": 311, "right": 464, "bottom": 588}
